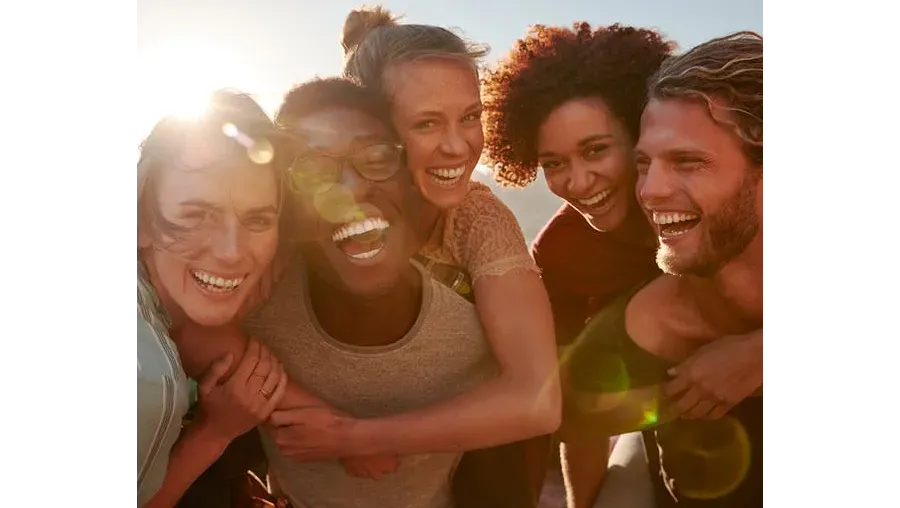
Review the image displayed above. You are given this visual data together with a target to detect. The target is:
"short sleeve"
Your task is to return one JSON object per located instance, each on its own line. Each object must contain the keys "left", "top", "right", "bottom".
{"left": 441, "top": 182, "right": 538, "bottom": 282}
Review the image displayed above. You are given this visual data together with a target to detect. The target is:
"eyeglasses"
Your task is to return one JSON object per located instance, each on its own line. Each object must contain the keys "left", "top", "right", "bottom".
{"left": 287, "top": 142, "right": 404, "bottom": 194}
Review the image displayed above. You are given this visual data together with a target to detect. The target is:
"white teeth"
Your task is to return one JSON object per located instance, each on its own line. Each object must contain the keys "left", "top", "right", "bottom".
{"left": 651, "top": 212, "right": 700, "bottom": 225}
{"left": 190, "top": 270, "right": 245, "bottom": 292}
{"left": 426, "top": 166, "right": 466, "bottom": 188}
{"left": 331, "top": 217, "right": 390, "bottom": 243}
{"left": 348, "top": 248, "right": 383, "bottom": 260}
{"left": 577, "top": 188, "right": 613, "bottom": 207}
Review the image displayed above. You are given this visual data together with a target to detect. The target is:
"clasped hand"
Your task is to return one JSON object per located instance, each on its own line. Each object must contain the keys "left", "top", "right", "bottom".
{"left": 196, "top": 340, "right": 289, "bottom": 441}
{"left": 265, "top": 405, "right": 399, "bottom": 480}
{"left": 662, "top": 329, "right": 762, "bottom": 420}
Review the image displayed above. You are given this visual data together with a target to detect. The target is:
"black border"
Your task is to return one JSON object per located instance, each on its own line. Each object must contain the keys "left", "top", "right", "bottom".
{"left": 766, "top": 5, "right": 898, "bottom": 507}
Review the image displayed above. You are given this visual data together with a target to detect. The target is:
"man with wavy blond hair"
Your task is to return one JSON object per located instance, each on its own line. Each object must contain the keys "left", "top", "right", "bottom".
{"left": 565, "top": 32, "right": 763, "bottom": 507}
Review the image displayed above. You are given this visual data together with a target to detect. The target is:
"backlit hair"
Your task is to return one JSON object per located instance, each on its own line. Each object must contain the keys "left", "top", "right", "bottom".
{"left": 137, "top": 90, "right": 286, "bottom": 246}
{"left": 341, "top": 5, "right": 488, "bottom": 100}
{"left": 482, "top": 22, "right": 675, "bottom": 187}
{"left": 647, "top": 31, "right": 763, "bottom": 166}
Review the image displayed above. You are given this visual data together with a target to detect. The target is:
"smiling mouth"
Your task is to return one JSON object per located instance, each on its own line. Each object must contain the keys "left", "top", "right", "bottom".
{"left": 190, "top": 270, "right": 247, "bottom": 293}
{"left": 332, "top": 216, "right": 390, "bottom": 260}
{"left": 426, "top": 165, "right": 467, "bottom": 189}
{"left": 577, "top": 187, "right": 615, "bottom": 209}
{"left": 652, "top": 211, "right": 701, "bottom": 239}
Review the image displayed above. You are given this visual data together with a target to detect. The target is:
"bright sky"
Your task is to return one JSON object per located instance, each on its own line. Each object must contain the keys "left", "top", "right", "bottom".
{"left": 137, "top": 0, "right": 762, "bottom": 139}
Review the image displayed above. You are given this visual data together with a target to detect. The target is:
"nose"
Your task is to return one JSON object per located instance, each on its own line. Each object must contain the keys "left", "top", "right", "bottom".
{"left": 566, "top": 161, "right": 597, "bottom": 198}
{"left": 637, "top": 160, "right": 675, "bottom": 206}
{"left": 340, "top": 162, "right": 373, "bottom": 203}
{"left": 439, "top": 125, "right": 469, "bottom": 159}
{"left": 209, "top": 217, "right": 246, "bottom": 266}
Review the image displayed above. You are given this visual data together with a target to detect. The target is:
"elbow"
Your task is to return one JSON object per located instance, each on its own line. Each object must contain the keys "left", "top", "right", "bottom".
{"left": 522, "top": 377, "right": 562, "bottom": 436}
{"left": 533, "top": 403, "right": 562, "bottom": 436}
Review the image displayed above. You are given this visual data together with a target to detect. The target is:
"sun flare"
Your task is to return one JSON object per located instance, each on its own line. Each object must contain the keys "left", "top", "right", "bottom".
{"left": 137, "top": 38, "right": 266, "bottom": 136}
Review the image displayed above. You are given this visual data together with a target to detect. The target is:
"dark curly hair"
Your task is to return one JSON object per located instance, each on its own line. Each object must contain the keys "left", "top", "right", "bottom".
{"left": 275, "top": 77, "right": 391, "bottom": 130}
{"left": 482, "top": 23, "right": 676, "bottom": 187}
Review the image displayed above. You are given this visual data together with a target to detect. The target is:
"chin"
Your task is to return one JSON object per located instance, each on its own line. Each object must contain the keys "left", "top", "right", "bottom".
{"left": 184, "top": 306, "right": 242, "bottom": 327}
{"left": 418, "top": 168, "right": 473, "bottom": 210}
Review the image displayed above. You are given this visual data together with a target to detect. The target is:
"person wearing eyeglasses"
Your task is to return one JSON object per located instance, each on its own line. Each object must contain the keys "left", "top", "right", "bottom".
{"left": 174, "top": 77, "right": 555, "bottom": 508}
{"left": 137, "top": 90, "right": 290, "bottom": 507}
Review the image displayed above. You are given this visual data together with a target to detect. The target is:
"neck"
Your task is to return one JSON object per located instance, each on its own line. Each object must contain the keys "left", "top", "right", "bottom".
{"left": 611, "top": 206, "right": 656, "bottom": 248}
{"left": 139, "top": 250, "right": 187, "bottom": 330}
{"left": 414, "top": 201, "right": 443, "bottom": 250}
{"left": 683, "top": 232, "right": 763, "bottom": 329}
{"left": 307, "top": 263, "right": 423, "bottom": 346}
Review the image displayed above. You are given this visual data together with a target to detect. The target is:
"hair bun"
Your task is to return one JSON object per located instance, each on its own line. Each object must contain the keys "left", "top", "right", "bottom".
{"left": 341, "top": 6, "right": 399, "bottom": 55}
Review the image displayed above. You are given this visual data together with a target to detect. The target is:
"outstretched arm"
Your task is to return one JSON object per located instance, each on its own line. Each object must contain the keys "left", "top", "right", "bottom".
{"left": 354, "top": 269, "right": 561, "bottom": 456}
{"left": 268, "top": 185, "right": 561, "bottom": 459}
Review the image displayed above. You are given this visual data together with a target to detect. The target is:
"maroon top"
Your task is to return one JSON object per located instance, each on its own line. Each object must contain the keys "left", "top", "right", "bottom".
{"left": 531, "top": 203, "right": 660, "bottom": 347}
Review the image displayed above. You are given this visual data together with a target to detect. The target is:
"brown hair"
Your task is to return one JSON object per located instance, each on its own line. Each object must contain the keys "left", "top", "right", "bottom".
{"left": 647, "top": 31, "right": 763, "bottom": 166}
{"left": 137, "top": 90, "right": 286, "bottom": 248}
{"left": 341, "top": 5, "right": 488, "bottom": 100}
{"left": 482, "top": 23, "right": 676, "bottom": 187}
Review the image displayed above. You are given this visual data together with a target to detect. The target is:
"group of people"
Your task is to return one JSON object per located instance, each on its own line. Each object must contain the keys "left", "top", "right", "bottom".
{"left": 137, "top": 6, "right": 763, "bottom": 508}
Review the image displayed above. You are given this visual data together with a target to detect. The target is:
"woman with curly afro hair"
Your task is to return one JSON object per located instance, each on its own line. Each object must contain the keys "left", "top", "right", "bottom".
{"left": 483, "top": 24, "right": 763, "bottom": 508}
{"left": 482, "top": 23, "right": 674, "bottom": 507}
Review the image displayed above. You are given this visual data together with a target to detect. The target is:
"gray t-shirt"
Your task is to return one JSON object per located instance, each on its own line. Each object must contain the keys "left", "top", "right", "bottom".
{"left": 243, "top": 260, "right": 497, "bottom": 508}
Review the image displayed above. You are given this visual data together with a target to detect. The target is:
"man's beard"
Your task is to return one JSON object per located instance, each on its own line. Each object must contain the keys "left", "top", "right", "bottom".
{"left": 657, "top": 174, "right": 760, "bottom": 277}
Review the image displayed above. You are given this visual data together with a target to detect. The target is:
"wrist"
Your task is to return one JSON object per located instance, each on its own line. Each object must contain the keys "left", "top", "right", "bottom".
{"left": 192, "top": 414, "right": 235, "bottom": 454}
{"left": 342, "top": 416, "right": 380, "bottom": 457}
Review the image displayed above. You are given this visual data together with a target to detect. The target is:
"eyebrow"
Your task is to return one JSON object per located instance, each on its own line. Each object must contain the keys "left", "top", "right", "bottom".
{"left": 413, "top": 101, "right": 483, "bottom": 118}
{"left": 662, "top": 148, "right": 715, "bottom": 159}
{"left": 177, "top": 200, "right": 278, "bottom": 215}
{"left": 177, "top": 199, "right": 215, "bottom": 209}
{"left": 538, "top": 134, "right": 614, "bottom": 158}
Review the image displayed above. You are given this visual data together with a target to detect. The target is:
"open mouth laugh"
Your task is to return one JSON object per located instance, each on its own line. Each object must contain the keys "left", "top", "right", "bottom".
{"left": 426, "top": 165, "right": 467, "bottom": 189}
{"left": 331, "top": 216, "right": 391, "bottom": 261}
{"left": 652, "top": 211, "right": 701, "bottom": 240}
{"left": 190, "top": 269, "right": 247, "bottom": 294}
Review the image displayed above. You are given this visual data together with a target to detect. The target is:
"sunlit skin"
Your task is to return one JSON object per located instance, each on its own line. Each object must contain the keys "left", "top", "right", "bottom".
{"left": 537, "top": 98, "right": 641, "bottom": 234}
{"left": 559, "top": 97, "right": 763, "bottom": 508}
{"left": 384, "top": 59, "right": 484, "bottom": 210}
{"left": 286, "top": 107, "right": 421, "bottom": 300}
{"left": 635, "top": 98, "right": 762, "bottom": 277}
{"left": 139, "top": 157, "right": 280, "bottom": 327}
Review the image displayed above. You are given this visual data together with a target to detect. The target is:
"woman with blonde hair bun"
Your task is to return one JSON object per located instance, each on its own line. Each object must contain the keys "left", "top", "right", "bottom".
{"left": 243, "top": 6, "right": 561, "bottom": 507}
{"left": 341, "top": 5, "right": 561, "bottom": 506}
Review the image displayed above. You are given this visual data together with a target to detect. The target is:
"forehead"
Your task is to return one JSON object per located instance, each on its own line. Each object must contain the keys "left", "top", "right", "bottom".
{"left": 386, "top": 59, "right": 480, "bottom": 112}
{"left": 637, "top": 98, "right": 745, "bottom": 156}
{"left": 289, "top": 108, "right": 390, "bottom": 152}
{"left": 154, "top": 159, "right": 279, "bottom": 210}
{"left": 538, "top": 98, "right": 621, "bottom": 147}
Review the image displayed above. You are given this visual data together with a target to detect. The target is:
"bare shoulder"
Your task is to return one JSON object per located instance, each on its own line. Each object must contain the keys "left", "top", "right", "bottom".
{"left": 625, "top": 276, "right": 698, "bottom": 362}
